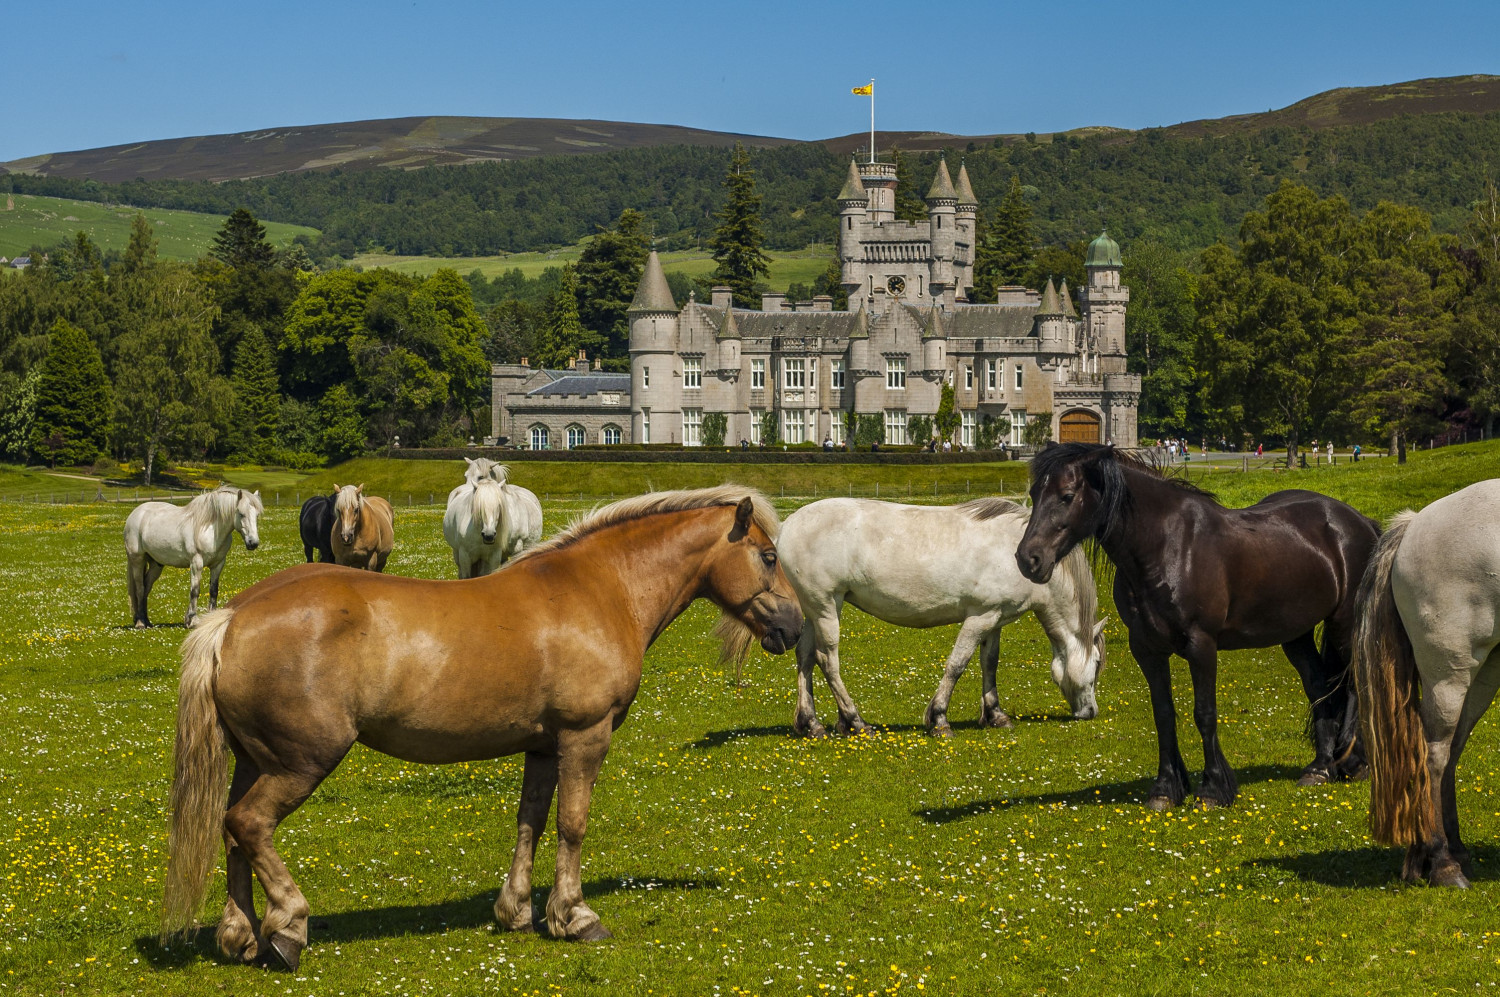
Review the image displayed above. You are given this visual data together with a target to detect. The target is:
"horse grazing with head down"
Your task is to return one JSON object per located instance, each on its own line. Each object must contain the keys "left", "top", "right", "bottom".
{"left": 297, "top": 494, "right": 335, "bottom": 563}
{"left": 443, "top": 459, "right": 543, "bottom": 577}
{"left": 777, "top": 497, "right": 1106, "bottom": 737}
{"left": 1356, "top": 479, "right": 1500, "bottom": 888}
{"left": 160, "top": 486, "right": 802, "bottom": 971}
{"left": 1016, "top": 443, "right": 1378, "bottom": 810}
{"left": 329, "top": 484, "right": 394, "bottom": 571}
{"left": 124, "top": 486, "right": 263, "bottom": 628}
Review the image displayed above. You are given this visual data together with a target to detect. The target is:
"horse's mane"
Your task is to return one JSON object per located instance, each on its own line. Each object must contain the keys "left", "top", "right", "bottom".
{"left": 1058, "top": 543, "right": 1100, "bottom": 661}
{"left": 333, "top": 485, "right": 360, "bottom": 515}
{"left": 954, "top": 496, "right": 1026, "bottom": 521}
{"left": 187, "top": 486, "right": 251, "bottom": 531}
{"left": 513, "top": 485, "right": 780, "bottom": 564}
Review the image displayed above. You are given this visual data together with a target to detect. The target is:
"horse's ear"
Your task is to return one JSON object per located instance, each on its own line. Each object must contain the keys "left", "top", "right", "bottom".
{"left": 333, "top": 483, "right": 342, "bottom": 492}
{"left": 1093, "top": 618, "right": 1108, "bottom": 641}
{"left": 733, "top": 497, "right": 754, "bottom": 535}
{"left": 357, "top": 483, "right": 364, "bottom": 493}
{"left": 465, "top": 457, "right": 474, "bottom": 466}
{"left": 1042, "top": 441, "right": 1060, "bottom": 452}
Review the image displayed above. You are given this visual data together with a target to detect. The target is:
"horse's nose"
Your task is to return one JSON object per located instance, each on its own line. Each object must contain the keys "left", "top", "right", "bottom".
{"left": 246, "top": 540, "right": 259, "bottom": 551}
{"left": 482, "top": 532, "right": 496, "bottom": 544}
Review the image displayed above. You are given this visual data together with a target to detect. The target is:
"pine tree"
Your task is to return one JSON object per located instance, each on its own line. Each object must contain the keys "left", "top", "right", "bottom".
{"left": 981, "top": 176, "right": 1034, "bottom": 292}
{"left": 934, "top": 383, "right": 959, "bottom": 444}
{"left": 211, "top": 208, "right": 277, "bottom": 270}
{"left": 121, "top": 214, "right": 158, "bottom": 274}
{"left": 709, "top": 144, "right": 772, "bottom": 308}
{"left": 575, "top": 209, "right": 650, "bottom": 360}
{"left": 892, "top": 149, "right": 928, "bottom": 223}
{"left": 229, "top": 327, "right": 282, "bottom": 462}
{"left": 29, "top": 319, "right": 111, "bottom": 466}
{"left": 536, "top": 264, "right": 600, "bottom": 368}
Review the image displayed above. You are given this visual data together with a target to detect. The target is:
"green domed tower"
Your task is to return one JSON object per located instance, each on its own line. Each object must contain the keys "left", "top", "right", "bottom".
{"left": 1080, "top": 230, "right": 1128, "bottom": 371}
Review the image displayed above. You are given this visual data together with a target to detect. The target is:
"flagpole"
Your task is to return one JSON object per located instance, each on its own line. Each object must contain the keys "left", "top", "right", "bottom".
{"left": 869, "top": 79, "right": 875, "bottom": 164}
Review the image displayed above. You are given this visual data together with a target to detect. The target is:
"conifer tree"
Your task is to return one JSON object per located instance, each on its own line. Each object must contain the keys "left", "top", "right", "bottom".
{"left": 535, "top": 264, "right": 599, "bottom": 368}
{"left": 935, "top": 383, "right": 959, "bottom": 444}
{"left": 976, "top": 176, "right": 1034, "bottom": 295}
{"left": 576, "top": 209, "right": 650, "bottom": 360}
{"left": 229, "top": 327, "right": 281, "bottom": 461}
{"left": 892, "top": 149, "right": 928, "bottom": 223}
{"left": 121, "top": 214, "right": 158, "bottom": 274}
{"left": 29, "top": 319, "right": 111, "bottom": 466}
{"left": 211, "top": 208, "right": 277, "bottom": 270}
{"left": 709, "top": 144, "right": 772, "bottom": 308}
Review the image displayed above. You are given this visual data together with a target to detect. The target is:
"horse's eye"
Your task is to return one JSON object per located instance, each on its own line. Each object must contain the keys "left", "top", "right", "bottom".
{"left": 1061, "top": 492, "right": 1075, "bottom": 505}
{"left": 761, "top": 550, "right": 778, "bottom": 567}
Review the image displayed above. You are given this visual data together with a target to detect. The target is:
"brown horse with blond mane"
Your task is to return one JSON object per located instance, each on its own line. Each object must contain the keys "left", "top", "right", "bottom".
{"left": 330, "top": 483, "right": 394, "bottom": 571}
{"left": 160, "top": 486, "right": 801, "bottom": 971}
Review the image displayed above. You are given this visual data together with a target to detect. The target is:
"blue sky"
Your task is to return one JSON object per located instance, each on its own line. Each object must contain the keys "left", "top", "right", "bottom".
{"left": 3, "top": 0, "right": 1498, "bottom": 161}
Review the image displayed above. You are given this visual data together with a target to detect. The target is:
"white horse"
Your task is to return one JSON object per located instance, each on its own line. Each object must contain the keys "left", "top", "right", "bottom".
{"left": 442, "top": 460, "right": 543, "bottom": 577}
{"left": 778, "top": 497, "right": 1107, "bottom": 737}
{"left": 1356, "top": 479, "right": 1500, "bottom": 888}
{"left": 124, "top": 486, "right": 263, "bottom": 628}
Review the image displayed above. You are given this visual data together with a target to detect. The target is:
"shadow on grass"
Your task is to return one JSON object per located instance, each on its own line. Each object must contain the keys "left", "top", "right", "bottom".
{"left": 687, "top": 715, "right": 1074, "bottom": 749}
{"left": 135, "top": 876, "right": 720, "bottom": 967}
{"left": 913, "top": 763, "right": 1305, "bottom": 824}
{"left": 1253, "top": 844, "right": 1500, "bottom": 889}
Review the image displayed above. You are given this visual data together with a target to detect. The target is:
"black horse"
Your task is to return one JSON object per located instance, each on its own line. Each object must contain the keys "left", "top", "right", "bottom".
{"left": 1015, "top": 443, "right": 1378, "bottom": 810}
{"left": 298, "top": 493, "right": 337, "bottom": 563}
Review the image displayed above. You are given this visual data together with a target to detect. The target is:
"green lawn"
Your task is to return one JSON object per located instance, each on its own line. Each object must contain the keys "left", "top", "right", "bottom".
{"left": 353, "top": 245, "right": 834, "bottom": 295}
{"left": 0, "top": 194, "right": 319, "bottom": 261}
{"left": 3, "top": 447, "right": 1500, "bottom": 994}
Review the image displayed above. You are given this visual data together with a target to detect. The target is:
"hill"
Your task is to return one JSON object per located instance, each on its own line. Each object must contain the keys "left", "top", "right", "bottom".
{"left": 0, "top": 193, "right": 318, "bottom": 259}
{"left": 6, "top": 76, "right": 1497, "bottom": 185}
{"left": 0, "top": 116, "right": 796, "bottom": 184}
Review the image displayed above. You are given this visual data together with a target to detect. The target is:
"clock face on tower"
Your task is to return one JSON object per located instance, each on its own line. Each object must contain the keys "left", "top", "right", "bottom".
{"left": 887, "top": 275, "right": 906, "bottom": 296}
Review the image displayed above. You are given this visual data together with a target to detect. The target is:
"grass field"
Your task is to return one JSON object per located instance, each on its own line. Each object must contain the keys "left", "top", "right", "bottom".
{"left": 4, "top": 446, "right": 1500, "bottom": 994}
{"left": 0, "top": 195, "right": 319, "bottom": 261}
{"left": 352, "top": 245, "right": 835, "bottom": 294}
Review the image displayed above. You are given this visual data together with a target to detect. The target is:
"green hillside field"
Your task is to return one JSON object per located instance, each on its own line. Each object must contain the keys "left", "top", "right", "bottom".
{"left": 0, "top": 193, "right": 319, "bottom": 260}
{"left": 353, "top": 244, "right": 834, "bottom": 293}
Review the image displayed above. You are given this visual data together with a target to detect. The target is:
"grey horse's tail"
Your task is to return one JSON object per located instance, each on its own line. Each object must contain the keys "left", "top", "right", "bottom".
{"left": 160, "top": 608, "right": 235, "bottom": 940}
{"left": 1353, "top": 511, "right": 1433, "bottom": 846}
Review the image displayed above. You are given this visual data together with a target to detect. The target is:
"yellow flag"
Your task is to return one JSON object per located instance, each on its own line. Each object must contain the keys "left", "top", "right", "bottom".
{"left": 851, "top": 84, "right": 872, "bottom": 96}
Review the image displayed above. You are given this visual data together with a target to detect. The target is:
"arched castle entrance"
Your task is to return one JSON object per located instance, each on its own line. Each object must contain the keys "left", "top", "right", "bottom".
{"left": 1059, "top": 409, "right": 1102, "bottom": 444}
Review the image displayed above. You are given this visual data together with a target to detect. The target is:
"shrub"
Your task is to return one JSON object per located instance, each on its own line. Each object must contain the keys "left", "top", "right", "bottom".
{"left": 702, "top": 412, "right": 728, "bottom": 448}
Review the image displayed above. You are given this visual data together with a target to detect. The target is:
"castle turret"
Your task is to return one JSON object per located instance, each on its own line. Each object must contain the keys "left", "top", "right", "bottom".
{"left": 1037, "top": 277, "right": 1066, "bottom": 351}
{"left": 1080, "top": 231, "right": 1129, "bottom": 373}
{"left": 838, "top": 158, "right": 869, "bottom": 306}
{"left": 953, "top": 162, "right": 979, "bottom": 302}
{"left": 925, "top": 157, "right": 958, "bottom": 306}
{"left": 628, "top": 250, "right": 680, "bottom": 444}
{"left": 858, "top": 161, "right": 898, "bottom": 224}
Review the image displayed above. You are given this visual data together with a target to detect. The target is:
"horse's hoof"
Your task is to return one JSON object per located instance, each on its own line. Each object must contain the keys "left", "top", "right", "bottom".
{"left": 929, "top": 721, "right": 953, "bottom": 739}
{"left": 1339, "top": 761, "right": 1369, "bottom": 782}
{"left": 133, "top": 621, "right": 148, "bottom": 630}
{"left": 265, "top": 933, "right": 303, "bottom": 973}
{"left": 1430, "top": 863, "right": 1471, "bottom": 889}
{"left": 796, "top": 721, "right": 829, "bottom": 739}
{"left": 571, "top": 922, "right": 613, "bottom": 942}
{"left": 1296, "top": 769, "right": 1330, "bottom": 787}
{"left": 980, "top": 711, "right": 1014, "bottom": 729}
{"left": 836, "top": 716, "right": 869, "bottom": 736}
{"left": 1195, "top": 795, "right": 1230, "bottom": 809}
{"left": 1146, "top": 795, "right": 1176, "bottom": 812}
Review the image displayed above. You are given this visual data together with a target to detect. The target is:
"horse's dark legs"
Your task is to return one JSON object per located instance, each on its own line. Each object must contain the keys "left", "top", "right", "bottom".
{"left": 792, "top": 621, "right": 828, "bottom": 738}
{"left": 1185, "top": 638, "right": 1237, "bottom": 807}
{"left": 977, "top": 630, "right": 1012, "bottom": 728}
{"left": 497, "top": 751, "right": 558, "bottom": 931}
{"left": 1134, "top": 639, "right": 1191, "bottom": 809}
{"left": 218, "top": 745, "right": 263, "bottom": 962}
{"left": 208, "top": 559, "right": 226, "bottom": 612}
{"left": 138, "top": 557, "right": 164, "bottom": 628}
{"left": 544, "top": 719, "right": 614, "bottom": 941}
{"left": 1321, "top": 621, "right": 1367, "bottom": 780}
{"left": 1283, "top": 630, "right": 1341, "bottom": 785}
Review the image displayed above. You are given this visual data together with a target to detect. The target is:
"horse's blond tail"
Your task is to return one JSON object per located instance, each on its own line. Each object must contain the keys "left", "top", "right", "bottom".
{"left": 160, "top": 607, "right": 235, "bottom": 941}
{"left": 1354, "top": 512, "right": 1434, "bottom": 846}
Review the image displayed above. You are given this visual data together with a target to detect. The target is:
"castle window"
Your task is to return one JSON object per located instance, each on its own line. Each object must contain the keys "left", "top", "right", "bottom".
{"left": 1015, "top": 364, "right": 1024, "bottom": 390}
{"left": 1011, "top": 410, "right": 1027, "bottom": 447}
{"left": 847, "top": 217, "right": 853, "bottom": 230}
{"left": 831, "top": 359, "right": 845, "bottom": 390}
{"left": 965, "top": 365, "right": 973, "bottom": 390}
{"left": 961, "top": 411, "right": 976, "bottom": 447}
{"left": 529, "top": 424, "right": 549, "bottom": 451}
{"left": 885, "top": 409, "right": 907, "bottom": 445}
{"left": 829, "top": 415, "right": 845, "bottom": 446}
{"left": 782, "top": 409, "right": 805, "bottom": 444}
{"left": 601, "top": 425, "right": 622, "bottom": 445}
{"left": 682, "top": 408, "right": 702, "bottom": 446}
{"left": 641, "top": 410, "right": 651, "bottom": 444}
{"left": 565, "top": 424, "right": 586, "bottom": 450}
{"left": 751, "top": 358, "right": 765, "bottom": 390}
{"left": 750, "top": 407, "right": 765, "bottom": 444}
{"left": 643, "top": 366, "right": 650, "bottom": 389}
{"left": 683, "top": 358, "right": 701, "bottom": 389}
{"left": 783, "top": 358, "right": 806, "bottom": 390}
{"left": 886, "top": 357, "right": 906, "bottom": 390}
{"left": 987, "top": 360, "right": 997, "bottom": 391}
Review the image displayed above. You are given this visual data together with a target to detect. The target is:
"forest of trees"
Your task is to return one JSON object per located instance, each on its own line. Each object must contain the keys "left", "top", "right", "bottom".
{"left": 10, "top": 111, "right": 1500, "bottom": 260}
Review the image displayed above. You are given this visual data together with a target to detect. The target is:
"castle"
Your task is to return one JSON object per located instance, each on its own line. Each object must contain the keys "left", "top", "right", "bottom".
{"left": 491, "top": 157, "right": 1141, "bottom": 449}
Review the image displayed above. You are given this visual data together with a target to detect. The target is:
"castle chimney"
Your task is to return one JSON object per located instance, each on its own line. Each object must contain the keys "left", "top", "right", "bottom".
{"left": 711, "top": 286, "right": 733, "bottom": 309}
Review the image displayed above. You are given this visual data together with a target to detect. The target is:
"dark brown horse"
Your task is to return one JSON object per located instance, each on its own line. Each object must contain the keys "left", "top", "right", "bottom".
{"left": 1015, "top": 443, "right": 1378, "bottom": 809}
{"left": 161, "top": 486, "right": 802, "bottom": 971}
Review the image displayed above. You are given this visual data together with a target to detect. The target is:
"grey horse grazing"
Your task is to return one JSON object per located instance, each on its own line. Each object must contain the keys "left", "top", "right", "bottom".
{"left": 124, "top": 486, "right": 263, "bottom": 628}
{"left": 1356, "top": 479, "right": 1500, "bottom": 888}
{"left": 776, "top": 497, "right": 1106, "bottom": 737}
